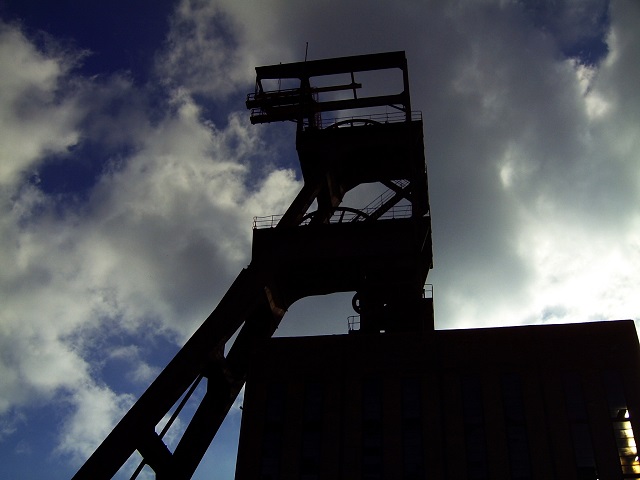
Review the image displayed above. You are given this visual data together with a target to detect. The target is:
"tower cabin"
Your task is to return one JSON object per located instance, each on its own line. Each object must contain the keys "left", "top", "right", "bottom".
{"left": 247, "top": 51, "right": 433, "bottom": 333}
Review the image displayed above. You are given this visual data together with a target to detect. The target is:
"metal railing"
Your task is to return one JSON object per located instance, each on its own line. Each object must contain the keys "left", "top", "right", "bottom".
{"left": 362, "top": 179, "right": 410, "bottom": 213}
{"left": 347, "top": 315, "right": 360, "bottom": 332}
{"left": 253, "top": 204, "right": 413, "bottom": 229}
{"left": 424, "top": 283, "right": 434, "bottom": 299}
{"left": 248, "top": 89, "right": 422, "bottom": 128}
{"left": 320, "top": 110, "right": 422, "bottom": 129}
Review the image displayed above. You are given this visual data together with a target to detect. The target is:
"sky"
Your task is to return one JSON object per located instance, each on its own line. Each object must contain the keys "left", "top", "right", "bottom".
{"left": 0, "top": 0, "right": 638, "bottom": 478}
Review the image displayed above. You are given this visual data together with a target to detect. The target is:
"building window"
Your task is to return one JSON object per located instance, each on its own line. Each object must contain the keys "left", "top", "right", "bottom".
{"left": 462, "top": 375, "right": 489, "bottom": 479}
{"left": 300, "top": 382, "right": 323, "bottom": 480}
{"left": 402, "top": 377, "right": 425, "bottom": 480}
{"left": 604, "top": 371, "right": 640, "bottom": 478}
{"left": 563, "top": 373, "right": 598, "bottom": 480}
{"left": 362, "top": 379, "right": 383, "bottom": 480}
{"left": 260, "top": 382, "right": 286, "bottom": 480}
{"left": 501, "top": 373, "right": 532, "bottom": 480}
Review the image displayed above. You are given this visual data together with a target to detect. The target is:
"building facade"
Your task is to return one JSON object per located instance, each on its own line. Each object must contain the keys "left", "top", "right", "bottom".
{"left": 235, "top": 320, "right": 640, "bottom": 480}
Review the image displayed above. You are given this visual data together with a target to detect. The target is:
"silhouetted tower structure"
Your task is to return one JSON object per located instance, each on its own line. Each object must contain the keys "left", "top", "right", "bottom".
{"left": 73, "top": 51, "right": 432, "bottom": 479}
{"left": 248, "top": 51, "right": 433, "bottom": 334}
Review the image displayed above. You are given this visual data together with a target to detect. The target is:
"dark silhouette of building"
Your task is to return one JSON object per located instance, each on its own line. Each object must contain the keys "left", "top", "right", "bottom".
{"left": 72, "top": 51, "right": 640, "bottom": 480}
{"left": 235, "top": 320, "right": 640, "bottom": 480}
{"left": 73, "top": 51, "right": 432, "bottom": 479}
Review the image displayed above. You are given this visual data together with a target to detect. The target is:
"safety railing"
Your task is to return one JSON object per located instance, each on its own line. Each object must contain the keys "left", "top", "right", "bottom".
{"left": 253, "top": 204, "right": 413, "bottom": 229}
{"left": 320, "top": 110, "right": 422, "bottom": 129}
{"left": 347, "top": 315, "right": 360, "bottom": 333}
{"left": 424, "top": 283, "right": 434, "bottom": 299}
{"left": 362, "top": 179, "right": 410, "bottom": 213}
{"left": 246, "top": 87, "right": 305, "bottom": 105}
{"left": 248, "top": 89, "right": 422, "bottom": 128}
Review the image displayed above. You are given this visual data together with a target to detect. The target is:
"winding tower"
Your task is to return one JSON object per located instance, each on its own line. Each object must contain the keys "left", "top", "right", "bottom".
{"left": 73, "top": 51, "right": 433, "bottom": 479}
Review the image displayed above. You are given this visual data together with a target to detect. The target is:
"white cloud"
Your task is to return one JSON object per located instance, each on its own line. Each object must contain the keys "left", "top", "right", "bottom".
{"left": 0, "top": 21, "right": 82, "bottom": 187}
{"left": 84, "top": 94, "right": 300, "bottom": 339}
{"left": 429, "top": 1, "right": 640, "bottom": 329}
{"left": 0, "top": 410, "right": 25, "bottom": 442}
{"left": 153, "top": 0, "right": 640, "bottom": 335}
{"left": 155, "top": 1, "right": 291, "bottom": 98}
{"left": 0, "top": 16, "right": 301, "bottom": 468}
{"left": 55, "top": 384, "right": 135, "bottom": 465}
{"left": 107, "top": 346, "right": 160, "bottom": 384}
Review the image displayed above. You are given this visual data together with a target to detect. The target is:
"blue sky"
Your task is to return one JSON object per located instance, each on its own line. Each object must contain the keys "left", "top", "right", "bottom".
{"left": 0, "top": 1, "right": 639, "bottom": 479}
